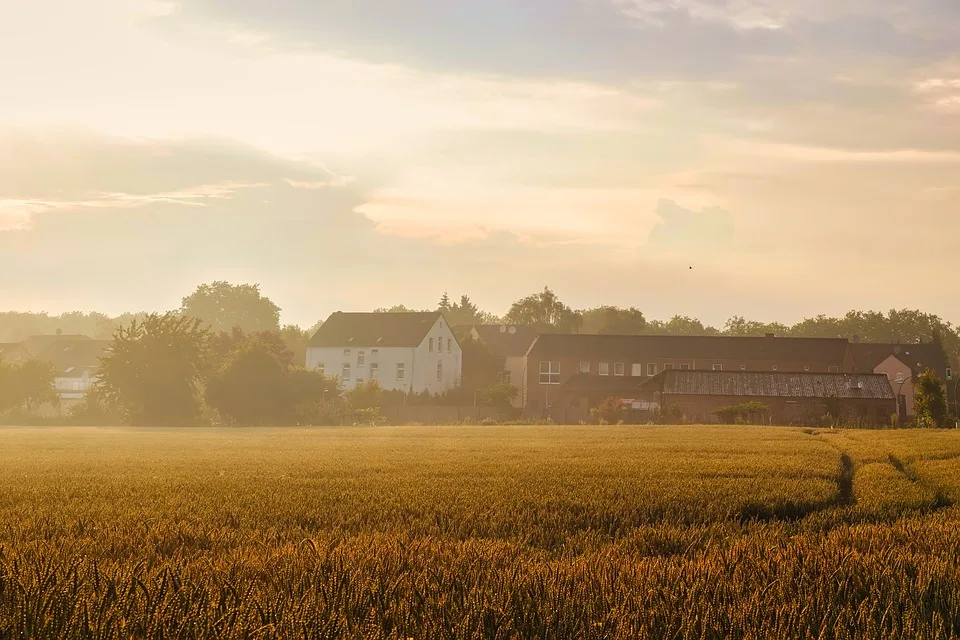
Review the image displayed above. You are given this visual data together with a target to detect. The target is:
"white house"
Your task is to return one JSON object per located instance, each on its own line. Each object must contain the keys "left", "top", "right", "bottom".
{"left": 306, "top": 311, "right": 462, "bottom": 394}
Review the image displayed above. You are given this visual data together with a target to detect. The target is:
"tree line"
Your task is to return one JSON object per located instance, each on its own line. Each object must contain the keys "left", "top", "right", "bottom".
{"left": 3, "top": 282, "right": 958, "bottom": 363}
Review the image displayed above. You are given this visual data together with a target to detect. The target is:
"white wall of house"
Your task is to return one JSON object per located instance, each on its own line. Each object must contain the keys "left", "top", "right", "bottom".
{"left": 55, "top": 375, "right": 97, "bottom": 400}
{"left": 306, "top": 317, "right": 462, "bottom": 394}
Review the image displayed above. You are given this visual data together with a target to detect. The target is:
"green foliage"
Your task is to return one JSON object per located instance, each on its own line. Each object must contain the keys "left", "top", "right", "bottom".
{"left": 206, "top": 335, "right": 292, "bottom": 425}
{"left": 180, "top": 281, "right": 281, "bottom": 334}
{"left": 591, "top": 396, "right": 627, "bottom": 424}
{"left": 647, "top": 315, "right": 721, "bottom": 336}
{"left": 459, "top": 335, "right": 503, "bottom": 393}
{"left": 711, "top": 401, "right": 770, "bottom": 425}
{"left": 915, "top": 370, "right": 948, "bottom": 428}
{"left": 478, "top": 381, "right": 519, "bottom": 415}
{"left": 97, "top": 313, "right": 210, "bottom": 426}
{"left": 580, "top": 306, "right": 647, "bottom": 335}
{"left": 12, "top": 358, "right": 59, "bottom": 411}
{"left": 0, "top": 358, "right": 58, "bottom": 414}
{"left": 504, "top": 286, "right": 582, "bottom": 333}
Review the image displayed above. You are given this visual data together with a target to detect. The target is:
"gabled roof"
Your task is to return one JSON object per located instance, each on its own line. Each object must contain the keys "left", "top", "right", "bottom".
{"left": 643, "top": 370, "right": 894, "bottom": 400}
{"left": 33, "top": 339, "right": 111, "bottom": 376}
{"left": 470, "top": 325, "right": 540, "bottom": 358}
{"left": 308, "top": 312, "right": 444, "bottom": 348}
{"left": 20, "top": 334, "right": 94, "bottom": 358}
{"left": 850, "top": 342, "right": 948, "bottom": 377}
{"left": 528, "top": 334, "right": 849, "bottom": 363}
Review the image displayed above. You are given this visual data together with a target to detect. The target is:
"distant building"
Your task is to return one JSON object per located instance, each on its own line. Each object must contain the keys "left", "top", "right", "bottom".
{"left": 851, "top": 342, "right": 950, "bottom": 418}
{"left": 306, "top": 312, "right": 462, "bottom": 394}
{"left": 2, "top": 334, "right": 109, "bottom": 403}
{"left": 523, "top": 333, "right": 854, "bottom": 418}
{"left": 637, "top": 370, "right": 897, "bottom": 427}
{"left": 462, "top": 325, "right": 539, "bottom": 408}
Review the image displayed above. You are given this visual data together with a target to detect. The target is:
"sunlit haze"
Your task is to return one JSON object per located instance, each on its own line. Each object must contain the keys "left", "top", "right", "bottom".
{"left": 3, "top": 0, "right": 959, "bottom": 326}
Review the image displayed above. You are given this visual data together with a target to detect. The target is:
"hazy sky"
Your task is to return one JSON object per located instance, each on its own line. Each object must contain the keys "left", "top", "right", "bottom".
{"left": 2, "top": 0, "right": 959, "bottom": 327}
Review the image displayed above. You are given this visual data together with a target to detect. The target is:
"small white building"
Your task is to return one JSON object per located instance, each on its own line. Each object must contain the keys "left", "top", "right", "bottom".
{"left": 306, "top": 311, "right": 462, "bottom": 394}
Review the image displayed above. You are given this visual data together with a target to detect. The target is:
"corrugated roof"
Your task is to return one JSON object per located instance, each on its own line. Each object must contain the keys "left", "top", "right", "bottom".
{"left": 308, "top": 312, "right": 443, "bottom": 348}
{"left": 851, "top": 342, "right": 948, "bottom": 377}
{"left": 652, "top": 370, "right": 894, "bottom": 400}
{"left": 471, "top": 325, "right": 540, "bottom": 358}
{"left": 528, "top": 334, "right": 849, "bottom": 364}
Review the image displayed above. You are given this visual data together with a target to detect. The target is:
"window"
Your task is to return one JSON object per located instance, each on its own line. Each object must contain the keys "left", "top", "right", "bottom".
{"left": 437, "top": 361, "right": 443, "bottom": 381}
{"left": 429, "top": 338, "right": 434, "bottom": 352}
{"left": 615, "top": 362, "right": 625, "bottom": 376}
{"left": 665, "top": 363, "right": 675, "bottom": 370}
{"left": 895, "top": 371, "right": 904, "bottom": 383}
{"left": 371, "top": 363, "right": 379, "bottom": 379}
{"left": 599, "top": 362, "right": 610, "bottom": 376}
{"left": 356, "top": 377, "right": 364, "bottom": 384}
{"left": 828, "top": 365, "right": 840, "bottom": 373}
{"left": 632, "top": 364, "right": 643, "bottom": 377}
{"left": 371, "top": 349, "right": 379, "bottom": 358}
{"left": 343, "top": 348, "right": 351, "bottom": 357}
{"left": 357, "top": 351, "right": 366, "bottom": 367}
{"left": 396, "top": 363, "right": 406, "bottom": 381}
{"left": 580, "top": 362, "right": 591, "bottom": 374}
{"left": 712, "top": 364, "right": 723, "bottom": 371}
{"left": 317, "top": 363, "right": 325, "bottom": 376}
{"left": 647, "top": 363, "right": 658, "bottom": 377}
{"left": 540, "top": 361, "right": 560, "bottom": 385}
{"left": 447, "top": 338, "right": 452, "bottom": 353}
{"left": 680, "top": 363, "right": 691, "bottom": 370}
{"left": 501, "top": 370, "right": 512, "bottom": 385}
{"left": 342, "top": 363, "right": 352, "bottom": 380}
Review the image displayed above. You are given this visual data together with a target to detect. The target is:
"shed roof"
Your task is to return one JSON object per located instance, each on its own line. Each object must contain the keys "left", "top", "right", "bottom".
{"left": 645, "top": 370, "right": 894, "bottom": 400}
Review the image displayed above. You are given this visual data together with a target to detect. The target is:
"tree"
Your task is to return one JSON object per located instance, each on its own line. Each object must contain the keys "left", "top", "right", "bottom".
{"left": 580, "top": 306, "right": 647, "bottom": 335}
{"left": 647, "top": 315, "right": 720, "bottom": 336}
{"left": 438, "top": 292, "right": 452, "bottom": 312}
{"left": 723, "top": 316, "right": 789, "bottom": 337}
{"left": 915, "top": 370, "right": 948, "bottom": 428}
{"left": 479, "top": 381, "right": 519, "bottom": 416}
{"left": 442, "top": 294, "right": 499, "bottom": 327}
{"left": 97, "top": 314, "right": 210, "bottom": 426}
{"left": 180, "top": 281, "right": 281, "bottom": 334}
{"left": 280, "top": 325, "right": 311, "bottom": 367}
{"left": 504, "top": 287, "right": 582, "bottom": 333}
{"left": 0, "top": 360, "right": 18, "bottom": 414}
{"left": 13, "top": 359, "right": 59, "bottom": 412}
{"left": 206, "top": 334, "right": 292, "bottom": 425}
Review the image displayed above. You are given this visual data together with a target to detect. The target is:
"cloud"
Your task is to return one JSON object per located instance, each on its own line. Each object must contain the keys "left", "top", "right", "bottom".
{"left": 645, "top": 199, "right": 735, "bottom": 254}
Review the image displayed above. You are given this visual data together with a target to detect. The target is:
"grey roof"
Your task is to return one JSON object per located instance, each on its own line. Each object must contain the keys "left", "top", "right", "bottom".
{"left": 647, "top": 370, "right": 894, "bottom": 400}
{"left": 470, "top": 325, "right": 540, "bottom": 358}
{"left": 308, "top": 312, "right": 444, "bottom": 348}
{"left": 528, "top": 333, "right": 849, "bottom": 364}
{"left": 851, "top": 342, "right": 948, "bottom": 377}
{"left": 20, "top": 334, "right": 94, "bottom": 358}
{"left": 34, "top": 339, "right": 110, "bottom": 376}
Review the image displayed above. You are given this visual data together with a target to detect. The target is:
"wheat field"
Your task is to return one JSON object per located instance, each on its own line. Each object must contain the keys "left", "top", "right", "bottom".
{"left": 1, "top": 425, "right": 960, "bottom": 639}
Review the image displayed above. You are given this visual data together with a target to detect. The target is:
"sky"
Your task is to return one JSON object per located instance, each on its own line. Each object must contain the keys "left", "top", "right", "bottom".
{"left": 1, "top": 0, "right": 959, "bottom": 328}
